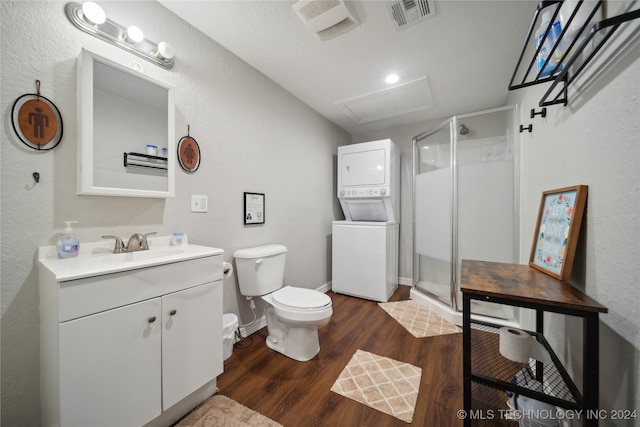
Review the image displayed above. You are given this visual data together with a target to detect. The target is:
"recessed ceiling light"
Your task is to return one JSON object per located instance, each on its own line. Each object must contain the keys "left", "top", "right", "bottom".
{"left": 385, "top": 74, "right": 400, "bottom": 84}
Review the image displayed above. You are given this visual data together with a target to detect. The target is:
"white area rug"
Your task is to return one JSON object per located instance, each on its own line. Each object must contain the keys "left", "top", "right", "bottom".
{"left": 330, "top": 349, "right": 422, "bottom": 423}
{"left": 379, "top": 300, "right": 461, "bottom": 338}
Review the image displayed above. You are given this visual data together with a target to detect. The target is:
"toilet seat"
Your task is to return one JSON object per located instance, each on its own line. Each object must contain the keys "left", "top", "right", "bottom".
{"left": 272, "top": 286, "right": 331, "bottom": 310}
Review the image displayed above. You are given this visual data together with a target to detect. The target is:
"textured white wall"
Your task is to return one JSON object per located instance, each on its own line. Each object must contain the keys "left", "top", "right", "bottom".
{"left": 0, "top": 1, "right": 349, "bottom": 424}
{"left": 507, "top": 36, "right": 639, "bottom": 423}
{"left": 354, "top": 25, "right": 640, "bottom": 424}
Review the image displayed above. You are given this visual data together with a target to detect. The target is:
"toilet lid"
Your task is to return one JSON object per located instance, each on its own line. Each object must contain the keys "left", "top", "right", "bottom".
{"left": 272, "top": 287, "right": 331, "bottom": 309}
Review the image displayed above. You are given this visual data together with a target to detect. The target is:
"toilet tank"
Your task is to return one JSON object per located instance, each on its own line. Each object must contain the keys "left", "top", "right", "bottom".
{"left": 233, "top": 244, "right": 287, "bottom": 296}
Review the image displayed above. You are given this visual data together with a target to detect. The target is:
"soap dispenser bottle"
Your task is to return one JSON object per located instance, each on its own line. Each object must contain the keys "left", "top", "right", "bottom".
{"left": 57, "top": 221, "right": 80, "bottom": 259}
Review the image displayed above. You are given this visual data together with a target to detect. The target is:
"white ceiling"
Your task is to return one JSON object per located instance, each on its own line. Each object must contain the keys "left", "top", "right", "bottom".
{"left": 159, "top": 0, "right": 539, "bottom": 134}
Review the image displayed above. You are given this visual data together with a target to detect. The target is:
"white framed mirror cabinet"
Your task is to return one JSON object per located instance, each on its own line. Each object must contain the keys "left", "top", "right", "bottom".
{"left": 77, "top": 48, "right": 175, "bottom": 198}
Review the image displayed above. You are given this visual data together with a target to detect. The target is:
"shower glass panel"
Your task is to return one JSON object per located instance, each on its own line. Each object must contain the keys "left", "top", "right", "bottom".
{"left": 413, "top": 106, "right": 518, "bottom": 321}
{"left": 413, "top": 121, "right": 454, "bottom": 307}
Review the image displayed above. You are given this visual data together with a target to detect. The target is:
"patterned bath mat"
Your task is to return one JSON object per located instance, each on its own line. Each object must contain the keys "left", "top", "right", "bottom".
{"left": 175, "top": 394, "right": 282, "bottom": 427}
{"left": 379, "top": 300, "right": 461, "bottom": 338}
{"left": 330, "top": 349, "right": 422, "bottom": 423}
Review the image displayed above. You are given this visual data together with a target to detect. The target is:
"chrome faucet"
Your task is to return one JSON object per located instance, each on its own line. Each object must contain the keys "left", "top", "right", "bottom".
{"left": 102, "top": 235, "right": 125, "bottom": 253}
{"left": 102, "top": 232, "right": 157, "bottom": 253}
{"left": 126, "top": 232, "right": 156, "bottom": 251}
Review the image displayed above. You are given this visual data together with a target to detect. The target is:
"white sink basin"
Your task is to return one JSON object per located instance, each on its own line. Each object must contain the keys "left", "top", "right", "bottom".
{"left": 95, "top": 248, "right": 186, "bottom": 264}
{"left": 39, "top": 237, "right": 224, "bottom": 281}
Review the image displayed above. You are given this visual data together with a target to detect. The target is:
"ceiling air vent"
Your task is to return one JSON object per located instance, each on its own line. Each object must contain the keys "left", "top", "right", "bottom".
{"left": 386, "top": 0, "right": 435, "bottom": 30}
{"left": 293, "top": 0, "right": 359, "bottom": 41}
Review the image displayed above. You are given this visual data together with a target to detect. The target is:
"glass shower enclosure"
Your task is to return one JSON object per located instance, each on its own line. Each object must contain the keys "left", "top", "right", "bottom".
{"left": 412, "top": 106, "right": 519, "bottom": 320}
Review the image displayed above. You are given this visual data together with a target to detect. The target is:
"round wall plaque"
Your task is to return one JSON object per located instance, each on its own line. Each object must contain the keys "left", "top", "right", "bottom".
{"left": 177, "top": 135, "right": 201, "bottom": 173}
{"left": 11, "top": 93, "right": 63, "bottom": 151}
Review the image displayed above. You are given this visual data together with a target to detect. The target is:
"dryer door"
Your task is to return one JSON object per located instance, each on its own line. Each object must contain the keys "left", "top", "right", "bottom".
{"left": 340, "top": 149, "right": 386, "bottom": 187}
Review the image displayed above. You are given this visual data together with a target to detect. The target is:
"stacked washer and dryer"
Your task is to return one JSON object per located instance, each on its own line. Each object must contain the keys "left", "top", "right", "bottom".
{"left": 332, "top": 139, "right": 400, "bottom": 302}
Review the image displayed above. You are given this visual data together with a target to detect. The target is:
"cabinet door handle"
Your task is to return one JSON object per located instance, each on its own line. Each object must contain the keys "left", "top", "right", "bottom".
{"left": 169, "top": 309, "right": 177, "bottom": 316}
{"left": 147, "top": 316, "right": 156, "bottom": 323}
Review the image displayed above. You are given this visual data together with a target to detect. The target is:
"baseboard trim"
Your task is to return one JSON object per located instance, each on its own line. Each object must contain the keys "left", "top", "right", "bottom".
{"left": 398, "top": 277, "right": 413, "bottom": 286}
{"left": 238, "top": 317, "right": 267, "bottom": 341}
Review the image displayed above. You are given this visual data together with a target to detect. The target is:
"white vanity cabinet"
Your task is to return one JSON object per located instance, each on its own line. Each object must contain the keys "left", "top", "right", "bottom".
{"left": 39, "top": 242, "right": 224, "bottom": 427}
{"left": 59, "top": 297, "right": 163, "bottom": 426}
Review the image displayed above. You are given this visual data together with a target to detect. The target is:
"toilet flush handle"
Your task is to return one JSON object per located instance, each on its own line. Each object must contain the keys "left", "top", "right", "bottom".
{"left": 255, "top": 258, "right": 264, "bottom": 265}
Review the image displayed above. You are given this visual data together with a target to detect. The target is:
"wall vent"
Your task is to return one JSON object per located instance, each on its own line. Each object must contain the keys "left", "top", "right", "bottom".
{"left": 293, "top": 0, "right": 359, "bottom": 41}
{"left": 385, "top": 0, "right": 435, "bottom": 30}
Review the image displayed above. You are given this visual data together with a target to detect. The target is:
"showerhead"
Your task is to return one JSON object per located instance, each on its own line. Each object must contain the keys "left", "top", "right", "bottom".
{"left": 459, "top": 124, "right": 469, "bottom": 136}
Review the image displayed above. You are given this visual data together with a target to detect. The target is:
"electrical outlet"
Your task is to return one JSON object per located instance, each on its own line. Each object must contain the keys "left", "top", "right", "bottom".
{"left": 190, "top": 195, "right": 208, "bottom": 213}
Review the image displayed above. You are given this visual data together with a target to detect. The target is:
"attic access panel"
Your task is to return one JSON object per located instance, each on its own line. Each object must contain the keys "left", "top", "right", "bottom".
{"left": 335, "top": 77, "right": 434, "bottom": 124}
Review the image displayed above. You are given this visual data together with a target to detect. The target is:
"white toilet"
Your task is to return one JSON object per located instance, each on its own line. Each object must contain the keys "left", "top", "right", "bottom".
{"left": 234, "top": 244, "right": 332, "bottom": 362}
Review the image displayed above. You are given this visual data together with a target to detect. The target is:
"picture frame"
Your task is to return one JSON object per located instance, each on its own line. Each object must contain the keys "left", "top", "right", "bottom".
{"left": 529, "top": 185, "right": 588, "bottom": 281}
{"left": 244, "top": 192, "right": 265, "bottom": 225}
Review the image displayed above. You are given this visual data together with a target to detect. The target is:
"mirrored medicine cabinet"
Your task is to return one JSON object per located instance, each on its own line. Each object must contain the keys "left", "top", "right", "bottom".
{"left": 77, "top": 48, "right": 175, "bottom": 197}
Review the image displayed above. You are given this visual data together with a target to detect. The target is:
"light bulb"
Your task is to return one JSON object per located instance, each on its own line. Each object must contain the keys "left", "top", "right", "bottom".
{"left": 157, "top": 42, "right": 174, "bottom": 60}
{"left": 82, "top": 2, "right": 106, "bottom": 25}
{"left": 126, "top": 26, "right": 144, "bottom": 43}
{"left": 385, "top": 74, "right": 400, "bottom": 84}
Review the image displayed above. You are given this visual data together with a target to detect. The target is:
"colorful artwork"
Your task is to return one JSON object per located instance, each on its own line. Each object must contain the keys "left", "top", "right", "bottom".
{"left": 532, "top": 190, "right": 576, "bottom": 274}
{"left": 529, "top": 186, "right": 587, "bottom": 281}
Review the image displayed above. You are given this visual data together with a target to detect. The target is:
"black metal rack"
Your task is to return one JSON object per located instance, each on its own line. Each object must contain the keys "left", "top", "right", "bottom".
{"left": 509, "top": 0, "right": 640, "bottom": 107}
{"left": 123, "top": 152, "right": 168, "bottom": 171}
{"left": 461, "top": 260, "right": 607, "bottom": 427}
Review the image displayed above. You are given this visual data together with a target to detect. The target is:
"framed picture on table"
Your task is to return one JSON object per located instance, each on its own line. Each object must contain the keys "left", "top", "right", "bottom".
{"left": 529, "top": 185, "right": 588, "bottom": 281}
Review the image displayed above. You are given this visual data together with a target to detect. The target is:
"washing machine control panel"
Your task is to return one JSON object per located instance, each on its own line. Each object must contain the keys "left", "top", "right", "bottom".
{"left": 338, "top": 186, "right": 390, "bottom": 198}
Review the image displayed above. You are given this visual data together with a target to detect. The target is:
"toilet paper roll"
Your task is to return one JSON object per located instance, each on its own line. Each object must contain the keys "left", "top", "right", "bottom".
{"left": 223, "top": 262, "right": 233, "bottom": 278}
{"left": 499, "top": 327, "right": 550, "bottom": 364}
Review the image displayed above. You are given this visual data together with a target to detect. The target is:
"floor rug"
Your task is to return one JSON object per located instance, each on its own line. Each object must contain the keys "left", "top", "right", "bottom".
{"left": 174, "top": 394, "right": 282, "bottom": 427}
{"left": 379, "top": 300, "right": 461, "bottom": 338}
{"left": 330, "top": 349, "right": 422, "bottom": 423}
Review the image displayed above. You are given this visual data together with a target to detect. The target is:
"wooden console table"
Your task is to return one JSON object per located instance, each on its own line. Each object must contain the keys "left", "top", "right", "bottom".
{"left": 461, "top": 260, "right": 607, "bottom": 427}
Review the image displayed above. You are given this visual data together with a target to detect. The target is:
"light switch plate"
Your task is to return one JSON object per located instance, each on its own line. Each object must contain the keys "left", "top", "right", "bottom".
{"left": 191, "top": 195, "right": 208, "bottom": 213}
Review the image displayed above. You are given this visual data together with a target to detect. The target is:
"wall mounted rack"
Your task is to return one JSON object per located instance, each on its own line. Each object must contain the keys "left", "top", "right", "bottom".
{"left": 509, "top": 0, "right": 640, "bottom": 107}
{"left": 123, "top": 152, "right": 168, "bottom": 171}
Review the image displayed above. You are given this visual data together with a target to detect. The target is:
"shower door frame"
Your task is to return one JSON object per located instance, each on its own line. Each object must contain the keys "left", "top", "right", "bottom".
{"left": 412, "top": 105, "right": 520, "bottom": 315}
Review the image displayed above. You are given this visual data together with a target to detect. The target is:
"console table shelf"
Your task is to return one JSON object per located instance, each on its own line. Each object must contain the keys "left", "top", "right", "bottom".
{"left": 461, "top": 260, "right": 607, "bottom": 427}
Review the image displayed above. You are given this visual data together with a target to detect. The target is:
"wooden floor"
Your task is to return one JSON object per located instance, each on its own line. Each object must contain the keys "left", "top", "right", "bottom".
{"left": 216, "top": 286, "right": 464, "bottom": 426}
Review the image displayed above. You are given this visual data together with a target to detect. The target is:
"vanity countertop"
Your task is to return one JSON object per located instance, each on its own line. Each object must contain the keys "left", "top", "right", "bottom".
{"left": 39, "top": 236, "right": 223, "bottom": 281}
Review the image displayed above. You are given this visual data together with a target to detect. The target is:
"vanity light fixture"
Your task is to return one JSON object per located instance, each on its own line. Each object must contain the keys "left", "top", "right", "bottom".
{"left": 66, "top": 2, "right": 175, "bottom": 69}
{"left": 82, "top": 1, "right": 106, "bottom": 25}
{"left": 125, "top": 25, "right": 144, "bottom": 43}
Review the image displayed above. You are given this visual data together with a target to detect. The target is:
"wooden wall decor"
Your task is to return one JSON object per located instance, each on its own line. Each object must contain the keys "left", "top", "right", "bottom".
{"left": 529, "top": 185, "right": 588, "bottom": 281}
{"left": 177, "top": 125, "right": 201, "bottom": 173}
{"left": 11, "top": 80, "right": 63, "bottom": 151}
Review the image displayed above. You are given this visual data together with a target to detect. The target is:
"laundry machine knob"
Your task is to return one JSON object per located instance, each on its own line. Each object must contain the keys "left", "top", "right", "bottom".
{"left": 380, "top": 188, "right": 387, "bottom": 195}
{"left": 339, "top": 190, "right": 345, "bottom": 196}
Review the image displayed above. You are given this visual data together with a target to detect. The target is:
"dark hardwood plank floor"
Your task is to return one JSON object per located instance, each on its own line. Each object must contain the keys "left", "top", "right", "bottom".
{"left": 216, "top": 286, "right": 464, "bottom": 426}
